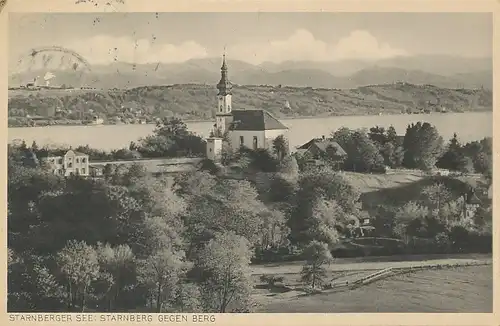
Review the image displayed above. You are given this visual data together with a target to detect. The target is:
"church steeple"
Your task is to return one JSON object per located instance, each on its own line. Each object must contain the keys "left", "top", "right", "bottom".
{"left": 217, "top": 53, "right": 232, "bottom": 96}
{"left": 215, "top": 52, "right": 233, "bottom": 134}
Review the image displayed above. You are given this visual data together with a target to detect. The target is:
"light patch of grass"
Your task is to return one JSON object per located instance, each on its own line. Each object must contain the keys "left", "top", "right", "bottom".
{"left": 255, "top": 265, "right": 492, "bottom": 312}
{"left": 341, "top": 171, "right": 425, "bottom": 193}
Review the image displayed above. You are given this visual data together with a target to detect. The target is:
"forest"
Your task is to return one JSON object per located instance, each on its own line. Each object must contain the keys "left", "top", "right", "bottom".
{"left": 8, "top": 117, "right": 492, "bottom": 312}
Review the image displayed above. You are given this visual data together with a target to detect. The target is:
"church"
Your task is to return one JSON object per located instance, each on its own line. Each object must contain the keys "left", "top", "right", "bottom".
{"left": 206, "top": 55, "right": 289, "bottom": 161}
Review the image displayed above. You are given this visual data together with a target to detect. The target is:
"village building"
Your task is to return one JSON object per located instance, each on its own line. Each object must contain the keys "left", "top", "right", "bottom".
{"left": 206, "top": 55, "right": 289, "bottom": 161}
{"left": 43, "top": 149, "right": 90, "bottom": 177}
{"left": 296, "top": 136, "right": 348, "bottom": 170}
{"left": 464, "top": 191, "right": 483, "bottom": 219}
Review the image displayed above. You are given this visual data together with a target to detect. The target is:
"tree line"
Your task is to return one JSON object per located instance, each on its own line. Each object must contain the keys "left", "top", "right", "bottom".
{"left": 294, "top": 123, "right": 492, "bottom": 177}
{"left": 15, "top": 117, "right": 207, "bottom": 163}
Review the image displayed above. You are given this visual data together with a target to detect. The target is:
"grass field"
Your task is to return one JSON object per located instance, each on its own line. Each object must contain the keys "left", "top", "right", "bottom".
{"left": 343, "top": 172, "right": 489, "bottom": 215}
{"left": 255, "top": 265, "right": 492, "bottom": 312}
{"left": 341, "top": 170, "right": 425, "bottom": 193}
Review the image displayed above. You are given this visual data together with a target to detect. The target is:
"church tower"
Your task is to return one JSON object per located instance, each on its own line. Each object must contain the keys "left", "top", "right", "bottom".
{"left": 215, "top": 54, "right": 233, "bottom": 134}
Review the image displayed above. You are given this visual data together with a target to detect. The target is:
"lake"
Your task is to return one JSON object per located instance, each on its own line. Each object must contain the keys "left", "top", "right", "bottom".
{"left": 8, "top": 112, "right": 492, "bottom": 151}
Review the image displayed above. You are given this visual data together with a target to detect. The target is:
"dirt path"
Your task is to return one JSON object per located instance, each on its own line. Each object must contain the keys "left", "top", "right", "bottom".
{"left": 250, "top": 253, "right": 492, "bottom": 275}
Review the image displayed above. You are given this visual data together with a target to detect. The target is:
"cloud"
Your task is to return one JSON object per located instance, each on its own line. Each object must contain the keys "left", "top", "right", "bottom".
{"left": 228, "top": 29, "right": 409, "bottom": 64}
{"left": 60, "top": 29, "right": 407, "bottom": 66}
{"left": 65, "top": 35, "right": 208, "bottom": 65}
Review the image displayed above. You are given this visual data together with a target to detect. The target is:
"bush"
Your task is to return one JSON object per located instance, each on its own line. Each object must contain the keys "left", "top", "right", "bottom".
{"left": 259, "top": 274, "right": 285, "bottom": 287}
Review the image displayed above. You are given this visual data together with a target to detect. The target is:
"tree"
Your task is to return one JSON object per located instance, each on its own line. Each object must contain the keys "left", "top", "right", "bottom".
{"left": 332, "top": 128, "right": 384, "bottom": 172}
{"left": 402, "top": 122, "right": 444, "bottom": 170}
{"left": 57, "top": 240, "right": 100, "bottom": 311}
{"left": 300, "top": 241, "right": 333, "bottom": 289}
{"left": 393, "top": 201, "right": 429, "bottom": 244}
{"left": 462, "top": 137, "right": 492, "bottom": 175}
{"left": 308, "top": 198, "right": 345, "bottom": 246}
{"left": 288, "top": 167, "right": 361, "bottom": 245}
{"left": 293, "top": 150, "right": 313, "bottom": 172}
{"left": 437, "top": 133, "right": 470, "bottom": 171}
{"left": 135, "top": 117, "right": 205, "bottom": 158}
{"left": 386, "top": 125, "right": 398, "bottom": 145}
{"left": 245, "top": 148, "right": 280, "bottom": 173}
{"left": 137, "top": 249, "right": 187, "bottom": 313}
{"left": 272, "top": 135, "right": 289, "bottom": 161}
{"left": 278, "top": 155, "right": 299, "bottom": 181}
{"left": 170, "top": 283, "right": 202, "bottom": 312}
{"left": 8, "top": 254, "right": 65, "bottom": 312}
{"left": 439, "top": 197, "right": 465, "bottom": 224}
{"left": 177, "top": 172, "right": 267, "bottom": 255}
{"left": 368, "top": 126, "right": 386, "bottom": 146}
{"left": 391, "top": 145, "right": 405, "bottom": 168}
{"left": 197, "top": 231, "right": 254, "bottom": 313}
{"left": 220, "top": 140, "right": 236, "bottom": 166}
{"left": 257, "top": 208, "right": 289, "bottom": 250}
{"left": 380, "top": 142, "right": 395, "bottom": 167}
{"left": 154, "top": 117, "right": 189, "bottom": 138}
{"left": 95, "top": 243, "right": 135, "bottom": 311}
{"left": 421, "top": 182, "right": 452, "bottom": 216}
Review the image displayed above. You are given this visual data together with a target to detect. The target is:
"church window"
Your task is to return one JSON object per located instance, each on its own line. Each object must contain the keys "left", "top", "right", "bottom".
{"left": 228, "top": 105, "right": 231, "bottom": 111}
{"left": 239, "top": 136, "right": 244, "bottom": 146}
{"left": 253, "top": 136, "right": 258, "bottom": 150}
{"left": 220, "top": 105, "right": 223, "bottom": 112}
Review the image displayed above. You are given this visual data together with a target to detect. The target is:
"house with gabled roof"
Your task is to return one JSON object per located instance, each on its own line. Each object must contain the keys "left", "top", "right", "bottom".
{"left": 296, "top": 136, "right": 348, "bottom": 170}
{"left": 206, "top": 55, "right": 289, "bottom": 161}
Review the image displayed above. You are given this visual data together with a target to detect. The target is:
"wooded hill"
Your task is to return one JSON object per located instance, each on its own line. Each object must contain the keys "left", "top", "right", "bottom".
{"left": 8, "top": 83, "right": 492, "bottom": 123}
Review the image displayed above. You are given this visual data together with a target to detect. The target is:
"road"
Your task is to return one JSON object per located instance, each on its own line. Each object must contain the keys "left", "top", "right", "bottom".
{"left": 250, "top": 253, "right": 492, "bottom": 275}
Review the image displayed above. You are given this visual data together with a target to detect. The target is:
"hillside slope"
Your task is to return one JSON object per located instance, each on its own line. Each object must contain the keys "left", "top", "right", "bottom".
{"left": 8, "top": 83, "right": 492, "bottom": 124}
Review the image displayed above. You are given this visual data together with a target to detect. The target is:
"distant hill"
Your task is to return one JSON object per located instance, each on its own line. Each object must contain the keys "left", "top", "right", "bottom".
{"left": 8, "top": 83, "right": 492, "bottom": 125}
{"left": 9, "top": 55, "right": 492, "bottom": 90}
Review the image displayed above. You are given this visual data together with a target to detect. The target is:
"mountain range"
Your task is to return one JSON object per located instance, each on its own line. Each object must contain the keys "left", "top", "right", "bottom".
{"left": 9, "top": 55, "right": 492, "bottom": 90}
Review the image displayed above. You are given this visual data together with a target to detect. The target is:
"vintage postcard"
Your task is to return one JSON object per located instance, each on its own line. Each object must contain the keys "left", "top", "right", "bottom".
{"left": 1, "top": 0, "right": 497, "bottom": 325}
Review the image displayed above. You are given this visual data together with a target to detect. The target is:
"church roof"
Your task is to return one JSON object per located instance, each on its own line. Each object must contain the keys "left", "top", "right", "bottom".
{"left": 229, "top": 109, "right": 288, "bottom": 131}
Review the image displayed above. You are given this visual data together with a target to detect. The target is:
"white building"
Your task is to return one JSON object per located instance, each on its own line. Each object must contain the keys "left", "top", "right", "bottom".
{"left": 43, "top": 150, "right": 90, "bottom": 177}
{"left": 206, "top": 55, "right": 289, "bottom": 160}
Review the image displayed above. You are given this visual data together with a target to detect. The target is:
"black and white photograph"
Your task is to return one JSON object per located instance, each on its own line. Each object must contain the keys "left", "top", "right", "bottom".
{"left": 6, "top": 8, "right": 493, "bottom": 314}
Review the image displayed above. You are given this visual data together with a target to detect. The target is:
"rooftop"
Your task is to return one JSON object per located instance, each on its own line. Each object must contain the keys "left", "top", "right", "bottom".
{"left": 229, "top": 109, "right": 288, "bottom": 131}
{"left": 298, "top": 137, "right": 348, "bottom": 157}
{"left": 64, "top": 150, "right": 88, "bottom": 157}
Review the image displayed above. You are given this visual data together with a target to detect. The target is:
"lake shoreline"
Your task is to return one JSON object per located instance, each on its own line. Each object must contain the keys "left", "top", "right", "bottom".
{"left": 7, "top": 108, "right": 492, "bottom": 129}
{"left": 9, "top": 111, "right": 492, "bottom": 151}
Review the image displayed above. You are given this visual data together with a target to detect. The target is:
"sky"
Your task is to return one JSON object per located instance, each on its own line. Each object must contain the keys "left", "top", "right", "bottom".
{"left": 9, "top": 12, "right": 492, "bottom": 68}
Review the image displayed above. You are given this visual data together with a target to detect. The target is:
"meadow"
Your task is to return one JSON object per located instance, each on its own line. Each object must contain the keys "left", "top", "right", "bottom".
{"left": 254, "top": 264, "right": 492, "bottom": 312}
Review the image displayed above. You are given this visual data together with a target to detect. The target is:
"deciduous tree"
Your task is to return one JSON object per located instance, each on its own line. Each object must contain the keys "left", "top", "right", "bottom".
{"left": 197, "top": 232, "right": 254, "bottom": 313}
{"left": 57, "top": 240, "right": 100, "bottom": 311}
{"left": 300, "top": 241, "right": 333, "bottom": 289}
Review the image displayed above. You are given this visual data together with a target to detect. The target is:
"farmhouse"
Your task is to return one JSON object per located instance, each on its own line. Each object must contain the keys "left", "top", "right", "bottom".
{"left": 296, "top": 136, "right": 348, "bottom": 170}
{"left": 206, "top": 55, "right": 289, "bottom": 161}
